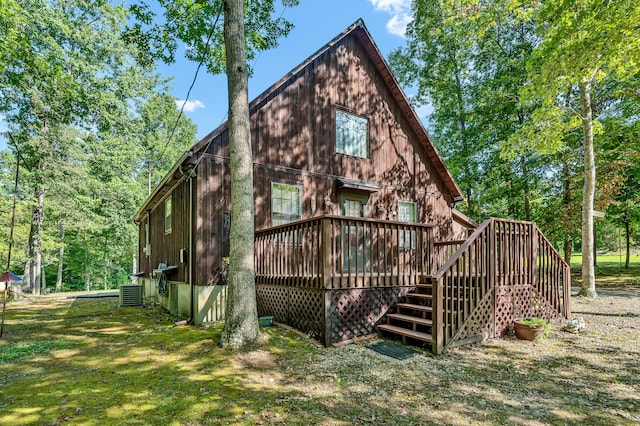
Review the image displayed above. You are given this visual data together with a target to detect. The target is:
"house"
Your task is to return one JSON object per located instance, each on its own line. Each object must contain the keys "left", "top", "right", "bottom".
{"left": 134, "top": 20, "right": 570, "bottom": 353}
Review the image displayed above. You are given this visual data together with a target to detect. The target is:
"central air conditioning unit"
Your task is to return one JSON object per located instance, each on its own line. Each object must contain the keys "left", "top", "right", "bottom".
{"left": 119, "top": 284, "right": 142, "bottom": 307}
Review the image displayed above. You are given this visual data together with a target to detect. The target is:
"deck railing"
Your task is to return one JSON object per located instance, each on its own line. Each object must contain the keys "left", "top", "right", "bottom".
{"left": 433, "top": 239, "right": 465, "bottom": 270}
{"left": 432, "top": 218, "right": 570, "bottom": 354}
{"left": 255, "top": 215, "right": 435, "bottom": 289}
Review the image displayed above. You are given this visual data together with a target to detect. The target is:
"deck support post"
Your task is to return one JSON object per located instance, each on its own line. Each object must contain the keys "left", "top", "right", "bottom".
{"left": 321, "top": 218, "right": 333, "bottom": 346}
{"left": 432, "top": 275, "right": 443, "bottom": 354}
{"left": 323, "top": 289, "right": 332, "bottom": 347}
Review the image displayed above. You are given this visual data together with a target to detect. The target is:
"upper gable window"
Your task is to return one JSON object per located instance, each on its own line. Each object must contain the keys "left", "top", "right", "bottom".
{"left": 336, "top": 110, "right": 369, "bottom": 158}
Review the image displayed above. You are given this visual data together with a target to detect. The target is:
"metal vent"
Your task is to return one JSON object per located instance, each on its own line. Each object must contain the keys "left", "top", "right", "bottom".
{"left": 119, "top": 284, "right": 142, "bottom": 307}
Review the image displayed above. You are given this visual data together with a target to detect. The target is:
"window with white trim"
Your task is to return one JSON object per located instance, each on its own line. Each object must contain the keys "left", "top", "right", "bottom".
{"left": 271, "top": 182, "right": 302, "bottom": 226}
{"left": 336, "top": 110, "right": 369, "bottom": 158}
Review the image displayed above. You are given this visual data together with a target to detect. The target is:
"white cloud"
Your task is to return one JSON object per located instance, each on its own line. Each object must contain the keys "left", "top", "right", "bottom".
{"left": 176, "top": 99, "right": 205, "bottom": 112}
{"left": 369, "top": 0, "right": 412, "bottom": 38}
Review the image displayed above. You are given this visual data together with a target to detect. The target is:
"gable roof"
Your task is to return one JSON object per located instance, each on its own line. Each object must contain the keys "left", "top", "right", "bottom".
{"left": 135, "top": 19, "right": 463, "bottom": 221}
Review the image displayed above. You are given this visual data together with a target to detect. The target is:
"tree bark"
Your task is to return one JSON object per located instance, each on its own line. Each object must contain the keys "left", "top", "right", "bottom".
{"left": 28, "top": 187, "right": 45, "bottom": 295}
{"left": 221, "top": 0, "right": 259, "bottom": 349}
{"left": 624, "top": 211, "right": 630, "bottom": 269}
{"left": 578, "top": 80, "right": 597, "bottom": 298}
{"left": 56, "top": 225, "right": 64, "bottom": 292}
{"left": 562, "top": 155, "right": 573, "bottom": 263}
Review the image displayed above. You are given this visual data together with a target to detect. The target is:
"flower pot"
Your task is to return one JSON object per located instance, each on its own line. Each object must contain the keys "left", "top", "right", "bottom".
{"left": 514, "top": 319, "right": 547, "bottom": 341}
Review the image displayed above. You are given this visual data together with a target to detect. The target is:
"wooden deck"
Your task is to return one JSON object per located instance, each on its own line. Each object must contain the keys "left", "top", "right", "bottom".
{"left": 254, "top": 216, "right": 570, "bottom": 353}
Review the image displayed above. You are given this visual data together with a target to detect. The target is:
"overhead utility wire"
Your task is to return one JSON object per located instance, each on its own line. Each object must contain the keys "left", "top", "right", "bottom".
{"left": 190, "top": 3, "right": 291, "bottom": 174}
{"left": 156, "top": 3, "right": 224, "bottom": 167}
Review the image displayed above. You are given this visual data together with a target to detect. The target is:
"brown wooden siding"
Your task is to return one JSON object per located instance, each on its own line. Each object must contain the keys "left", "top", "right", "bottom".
{"left": 139, "top": 178, "right": 192, "bottom": 283}
{"left": 186, "top": 30, "right": 469, "bottom": 285}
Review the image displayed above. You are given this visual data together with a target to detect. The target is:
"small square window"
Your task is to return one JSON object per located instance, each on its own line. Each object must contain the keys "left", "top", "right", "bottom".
{"left": 336, "top": 110, "right": 369, "bottom": 158}
{"left": 165, "top": 196, "right": 172, "bottom": 234}
{"left": 398, "top": 201, "right": 417, "bottom": 250}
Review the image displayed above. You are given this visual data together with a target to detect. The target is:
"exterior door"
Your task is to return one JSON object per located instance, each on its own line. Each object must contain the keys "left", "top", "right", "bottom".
{"left": 340, "top": 193, "right": 370, "bottom": 272}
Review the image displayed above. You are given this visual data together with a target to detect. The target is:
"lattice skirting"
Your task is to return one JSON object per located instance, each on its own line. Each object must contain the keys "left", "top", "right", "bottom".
{"left": 494, "top": 284, "right": 564, "bottom": 335}
{"left": 329, "top": 286, "right": 413, "bottom": 344}
{"left": 449, "top": 290, "right": 495, "bottom": 346}
{"left": 256, "top": 285, "right": 324, "bottom": 340}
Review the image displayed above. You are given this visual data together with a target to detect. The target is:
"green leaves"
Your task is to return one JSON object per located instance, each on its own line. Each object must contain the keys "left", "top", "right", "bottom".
{"left": 0, "top": 0, "right": 197, "bottom": 290}
{"left": 128, "top": 0, "right": 296, "bottom": 75}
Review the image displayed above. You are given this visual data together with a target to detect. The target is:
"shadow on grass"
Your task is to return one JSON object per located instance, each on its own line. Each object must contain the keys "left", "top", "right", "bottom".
{"left": 1, "top": 297, "right": 639, "bottom": 425}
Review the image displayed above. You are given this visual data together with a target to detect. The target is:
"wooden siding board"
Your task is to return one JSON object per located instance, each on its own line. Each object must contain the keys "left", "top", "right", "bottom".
{"left": 160, "top": 24, "right": 468, "bottom": 288}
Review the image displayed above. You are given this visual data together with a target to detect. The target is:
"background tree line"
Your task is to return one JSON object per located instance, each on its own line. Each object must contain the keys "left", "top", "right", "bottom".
{"left": 0, "top": 0, "right": 196, "bottom": 293}
{"left": 390, "top": 0, "right": 640, "bottom": 295}
{"left": 1, "top": 0, "right": 638, "bottom": 299}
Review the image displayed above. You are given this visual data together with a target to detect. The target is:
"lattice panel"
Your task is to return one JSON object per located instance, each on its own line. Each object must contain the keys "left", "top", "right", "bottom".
{"left": 329, "top": 287, "right": 412, "bottom": 343}
{"left": 494, "top": 285, "right": 564, "bottom": 335}
{"left": 288, "top": 288, "right": 324, "bottom": 339}
{"left": 256, "top": 285, "right": 324, "bottom": 339}
{"left": 256, "top": 286, "right": 289, "bottom": 321}
{"left": 450, "top": 290, "right": 495, "bottom": 344}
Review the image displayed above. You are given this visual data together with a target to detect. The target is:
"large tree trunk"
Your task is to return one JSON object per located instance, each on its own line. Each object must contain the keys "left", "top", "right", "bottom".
{"left": 56, "top": 225, "right": 64, "bottom": 292}
{"left": 221, "top": 0, "right": 259, "bottom": 349}
{"left": 578, "top": 80, "right": 597, "bottom": 298}
{"left": 29, "top": 187, "right": 45, "bottom": 295}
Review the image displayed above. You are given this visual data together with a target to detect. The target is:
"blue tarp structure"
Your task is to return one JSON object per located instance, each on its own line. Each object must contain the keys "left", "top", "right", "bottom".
{"left": 0, "top": 271, "right": 22, "bottom": 283}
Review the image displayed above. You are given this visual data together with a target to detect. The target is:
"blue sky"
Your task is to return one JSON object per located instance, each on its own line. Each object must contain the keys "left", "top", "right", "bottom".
{"left": 1, "top": 0, "right": 419, "bottom": 149}
{"left": 169, "top": 0, "right": 416, "bottom": 140}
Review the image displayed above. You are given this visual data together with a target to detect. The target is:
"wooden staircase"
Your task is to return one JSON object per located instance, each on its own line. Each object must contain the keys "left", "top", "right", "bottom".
{"left": 377, "top": 281, "right": 435, "bottom": 346}
{"left": 376, "top": 218, "right": 571, "bottom": 354}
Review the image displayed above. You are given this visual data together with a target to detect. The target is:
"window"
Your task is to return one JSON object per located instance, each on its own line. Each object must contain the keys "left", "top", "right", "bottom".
{"left": 271, "top": 182, "right": 302, "bottom": 226}
{"left": 398, "top": 201, "right": 417, "bottom": 250}
{"left": 340, "top": 193, "right": 369, "bottom": 218}
{"left": 145, "top": 216, "right": 151, "bottom": 256}
{"left": 336, "top": 110, "right": 369, "bottom": 158}
{"left": 398, "top": 201, "right": 417, "bottom": 223}
{"left": 165, "top": 196, "right": 172, "bottom": 233}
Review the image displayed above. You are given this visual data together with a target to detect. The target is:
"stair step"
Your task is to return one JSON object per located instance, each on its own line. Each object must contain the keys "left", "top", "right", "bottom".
{"left": 415, "top": 283, "right": 433, "bottom": 292}
{"left": 397, "top": 303, "right": 433, "bottom": 312}
{"left": 377, "top": 324, "right": 433, "bottom": 343}
{"left": 387, "top": 313, "right": 433, "bottom": 327}
{"left": 406, "top": 293, "right": 432, "bottom": 300}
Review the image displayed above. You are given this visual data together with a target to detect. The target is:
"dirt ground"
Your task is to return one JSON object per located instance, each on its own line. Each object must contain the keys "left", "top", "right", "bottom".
{"left": 0, "top": 287, "right": 638, "bottom": 425}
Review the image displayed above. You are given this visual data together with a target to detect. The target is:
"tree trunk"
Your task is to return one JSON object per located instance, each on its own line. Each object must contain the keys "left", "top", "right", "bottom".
{"left": 83, "top": 232, "right": 91, "bottom": 291}
{"left": 23, "top": 260, "right": 31, "bottom": 293}
{"left": 29, "top": 187, "right": 45, "bottom": 295}
{"left": 563, "top": 155, "right": 573, "bottom": 264}
{"left": 624, "top": 211, "right": 630, "bottom": 269}
{"left": 103, "top": 235, "right": 109, "bottom": 290}
{"left": 578, "top": 80, "right": 597, "bottom": 298}
{"left": 56, "top": 225, "right": 65, "bottom": 292}
{"left": 564, "top": 238, "right": 573, "bottom": 264}
{"left": 132, "top": 244, "right": 138, "bottom": 283}
{"left": 221, "top": 0, "right": 259, "bottom": 349}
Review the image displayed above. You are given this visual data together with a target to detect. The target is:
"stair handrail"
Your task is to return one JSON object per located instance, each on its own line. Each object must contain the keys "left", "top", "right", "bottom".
{"left": 433, "top": 218, "right": 493, "bottom": 280}
{"left": 432, "top": 218, "right": 494, "bottom": 354}
{"left": 534, "top": 226, "right": 571, "bottom": 319}
{"left": 432, "top": 217, "right": 571, "bottom": 354}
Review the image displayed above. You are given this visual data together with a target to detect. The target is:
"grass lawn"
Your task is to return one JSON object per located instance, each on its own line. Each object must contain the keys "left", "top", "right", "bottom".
{"left": 570, "top": 254, "right": 640, "bottom": 289}
{"left": 1, "top": 293, "right": 639, "bottom": 425}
